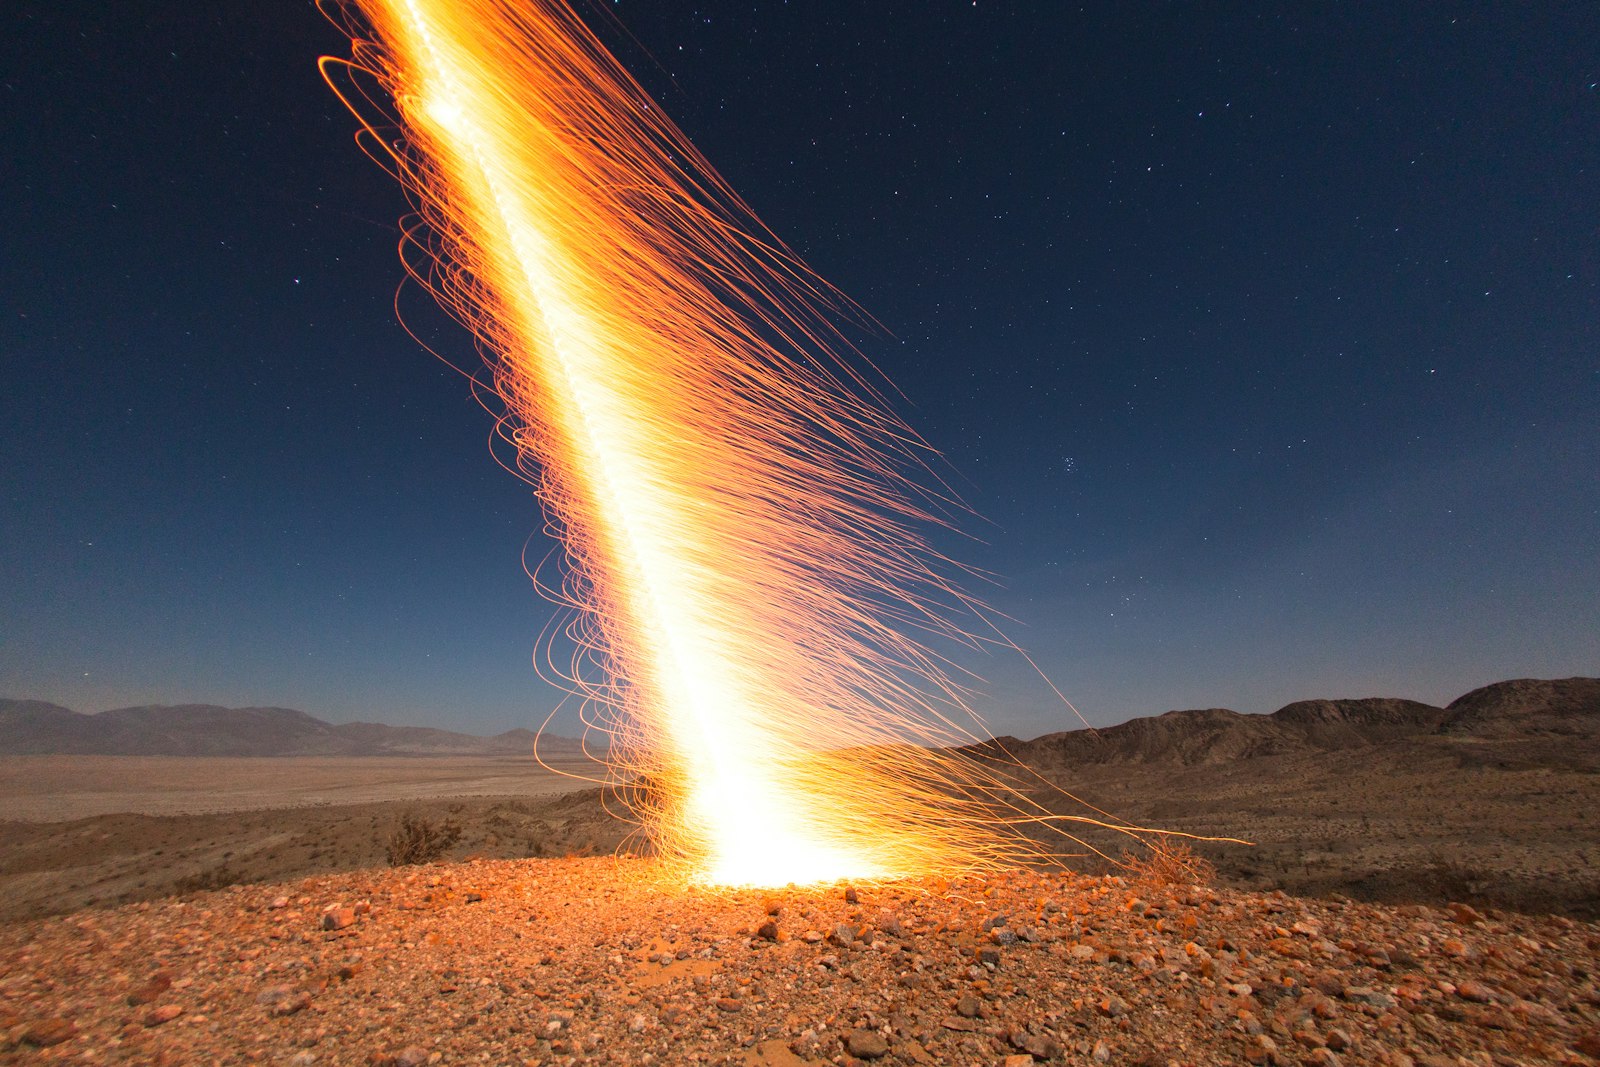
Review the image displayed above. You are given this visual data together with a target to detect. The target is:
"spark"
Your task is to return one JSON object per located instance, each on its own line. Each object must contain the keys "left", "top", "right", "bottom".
{"left": 322, "top": 0, "right": 1159, "bottom": 886}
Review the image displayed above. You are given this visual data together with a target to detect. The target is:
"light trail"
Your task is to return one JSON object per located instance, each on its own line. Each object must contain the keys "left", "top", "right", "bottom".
{"left": 322, "top": 0, "right": 1165, "bottom": 885}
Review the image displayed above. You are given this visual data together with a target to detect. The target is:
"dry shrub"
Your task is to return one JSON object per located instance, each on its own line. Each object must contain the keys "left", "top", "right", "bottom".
{"left": 1123, "top": 840, "right": 1217, "bottom": 887}
{"left": 385, "top": 813, "right": 462, "bottom": 867}
{"left": 173, "top": 865, "right": 242, "bottom": 895}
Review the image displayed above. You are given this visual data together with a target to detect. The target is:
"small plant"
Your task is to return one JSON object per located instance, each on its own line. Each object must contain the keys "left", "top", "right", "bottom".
{"left": 173, "top": 865, "right": 242, "bottom": 895}
{"left": 385, "top": 813, "right": 463, "bottom": 867}
{"left": 1123, "top": 839, "right": 1217, "bottom": 887}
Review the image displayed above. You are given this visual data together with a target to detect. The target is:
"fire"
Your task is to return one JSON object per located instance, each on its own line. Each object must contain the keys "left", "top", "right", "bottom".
{"left": 322, "top": 0, "right": 1097, "bottom": 885}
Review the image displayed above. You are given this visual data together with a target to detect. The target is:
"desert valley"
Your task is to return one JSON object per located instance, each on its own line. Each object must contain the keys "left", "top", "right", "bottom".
{"left": 1, "top": 677, "right": 1596, "bottom": 1065}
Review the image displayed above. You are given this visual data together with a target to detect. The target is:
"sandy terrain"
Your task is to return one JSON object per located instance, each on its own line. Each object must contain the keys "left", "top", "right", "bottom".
{"left": 4, "top": 857, "right": 1599, "bottom": 1065}
{"left": 0, "top": 756, "right": 598, "bottom": 821}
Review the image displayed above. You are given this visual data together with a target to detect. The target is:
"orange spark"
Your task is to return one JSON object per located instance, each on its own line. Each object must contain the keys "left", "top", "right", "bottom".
{"left": 322, "top": 0, "right": 1131, "bottom": 886}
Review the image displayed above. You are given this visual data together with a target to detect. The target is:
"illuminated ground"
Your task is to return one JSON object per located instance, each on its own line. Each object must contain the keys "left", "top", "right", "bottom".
{"left": 3, "top": 856, "right": 1597, "bottom": 1065}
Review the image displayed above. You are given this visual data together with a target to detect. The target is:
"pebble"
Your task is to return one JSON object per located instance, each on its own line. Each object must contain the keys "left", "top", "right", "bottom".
{"left": 21, "top": 1018, "right": 76, "bottom": 1047}
{"left": 144, "top": 1004, "right": 184, "bottom": 1027}
{"left": 125, "top": 972, "right": 173, "bottom": 1005}
{"left": 844, "top": 1029, "right": 888, "bottom": 1059}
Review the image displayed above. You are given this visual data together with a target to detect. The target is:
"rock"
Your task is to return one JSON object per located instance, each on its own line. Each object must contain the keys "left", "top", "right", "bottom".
{"left": 844, "top": 886, "right": 859, "bottom": 904}
{"left": 1098, "top": 995, "right": 1128, "bottom": 1018}
{"left": 756, "top": 920, "right": 779, "bottom": 941}
{"left": 1305, "top": 1050, "right": 1342, "bottom": 1067}
{"left": 256, "top": 985, "right": 311, "bottom": 1016}
{"left": 1325, "top": 1028, "right": 1354, "bottom": 1051}
{"left": 1011, "top": 1030, "right": 1064, "bottom": 1059}
{"left": 1456, "top": 980, "right": 1494, "bottom": 1003}
{"left": 288, "top": 1053, "right": 316, "bottom": 1066}
{"left": 1447, "top": 902, "right": 1484, "bottom": 926}
{"left": 830, "top": 923, "right": 857, "bottom": 945}
{"left": 269, "top": 895, "right": 290, "bottom": 909}
{"left": 1342, "top": 986, "right": 1397, "bottom": 1009}
{"left": 21, "top": 1018, "right": 76, "bottom": 1047}
{"left": 1092, "top": 1038, "right": 1113, "bottom": 1062}
{"left": 1243, "top": 1034, "right": 1278, "bottom": 1064}
{"left": 844, "top": 1029, "right": 888, "bottom": 1059}
{"left": 1003, "top": 1057, "right": 1034, "bottom": 1067}
{"left": 322, "top": 906, "right": 357, "bottom": 931}
{"left": 394, "top": 1048, "right": 430, "bottom": 1067}
{"left": 126, "top": 972, "right": 173, "bottom": 1005}
{"left": 977, "top": 947, "right": 1002, "bottom": 967}
{"left": 144, "top": 1004, "right": 184, "bottom": 1027}
{"left": 715, "top": 996, "right": 743, "bottom": 1012}
{"left": 956, "top": 994, "right": 981, "bottom": 1018}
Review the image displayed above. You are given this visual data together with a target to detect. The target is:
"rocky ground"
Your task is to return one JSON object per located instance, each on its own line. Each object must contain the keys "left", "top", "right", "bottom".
{"left": 3, "top": 857, "right": 1598, "bottom": 1066}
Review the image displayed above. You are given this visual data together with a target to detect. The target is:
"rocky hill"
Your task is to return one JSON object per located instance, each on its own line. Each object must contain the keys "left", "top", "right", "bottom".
{"left": 975, "top": 677, "right": 1597, "bottom": 771}
{"left": 0, "top": 699, "right": 592, "bottom": 758}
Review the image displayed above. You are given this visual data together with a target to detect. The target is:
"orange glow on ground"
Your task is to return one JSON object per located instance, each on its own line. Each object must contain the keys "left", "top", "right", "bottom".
{"left": 323, "top": 0, "right": 1140, "bottom": 886}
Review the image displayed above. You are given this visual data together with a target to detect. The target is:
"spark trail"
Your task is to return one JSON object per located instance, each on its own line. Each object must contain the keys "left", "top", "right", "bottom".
{"left": 324, "top": 0, "right": 1119, "bottom": 885}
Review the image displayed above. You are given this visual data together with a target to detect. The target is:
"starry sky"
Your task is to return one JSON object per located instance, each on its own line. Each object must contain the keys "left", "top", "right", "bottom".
{"left": 4, "top": 2, "right": 1596, "bottom": 737}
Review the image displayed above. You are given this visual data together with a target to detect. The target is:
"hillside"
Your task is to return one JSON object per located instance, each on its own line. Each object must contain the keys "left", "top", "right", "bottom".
{"left": 976, "top": 677, "right": 1598, "bottom": 772}
{"left": 0, "top": 699, "right": 593, "bottom": 758}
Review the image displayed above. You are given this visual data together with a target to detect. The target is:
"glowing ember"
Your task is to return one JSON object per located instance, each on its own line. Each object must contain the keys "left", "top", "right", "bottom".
{"left": 323, "top": 0, "right": 1081, "bottom": 885}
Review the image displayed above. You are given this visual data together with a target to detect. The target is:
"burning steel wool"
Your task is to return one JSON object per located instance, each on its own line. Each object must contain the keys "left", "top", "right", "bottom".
{"left": 322, "top": 0, "right": 1143, "bottom": 886}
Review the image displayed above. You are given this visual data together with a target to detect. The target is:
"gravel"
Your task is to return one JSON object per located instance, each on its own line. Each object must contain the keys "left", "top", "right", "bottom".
{"left": 2, "top": 856, "right": 1598, "bottom": 1065}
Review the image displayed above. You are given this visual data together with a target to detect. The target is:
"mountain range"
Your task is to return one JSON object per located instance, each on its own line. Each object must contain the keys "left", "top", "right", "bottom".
{"left": 2, "top": 676, "right": 1593, "bottom": 761}
{"left": 0, "top": 700, "right": 595, "bottom": 758}
{"left": 972, "top": 676, "right": 1599, "bottom": 771}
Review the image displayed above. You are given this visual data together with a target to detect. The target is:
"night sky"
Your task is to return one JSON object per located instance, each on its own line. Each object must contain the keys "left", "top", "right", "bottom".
{"left": 4, "top": 2, "right": 1596, "bottom": 737}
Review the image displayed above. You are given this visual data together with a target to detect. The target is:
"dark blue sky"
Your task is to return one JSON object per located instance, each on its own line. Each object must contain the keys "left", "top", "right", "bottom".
{"left": 4, "top": 2, "right": 1596, "bottom": 736}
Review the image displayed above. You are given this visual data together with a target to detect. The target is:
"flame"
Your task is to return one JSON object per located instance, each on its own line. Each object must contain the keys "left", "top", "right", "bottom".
{"left": 322, "top": 0, "right": 1096, "bottom": 886}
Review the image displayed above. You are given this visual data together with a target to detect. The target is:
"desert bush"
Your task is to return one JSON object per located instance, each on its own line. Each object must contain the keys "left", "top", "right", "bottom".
{"left": 173, "top": 865, "right": 242, "bottom": 895}
{"left": 1123, "top": 839, "right": 1217, "bottom": 887}
{"left": 384, "top": 813, "right": 462, "bottom": 867}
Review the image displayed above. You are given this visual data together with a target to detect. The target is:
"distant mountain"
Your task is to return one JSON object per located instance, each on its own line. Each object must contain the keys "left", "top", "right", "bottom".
{"left": 6, "top": 676, "right": 1592, "bottom": 761}
{"left": 1440, "top": 677, "right": 1600, "bottom": 739}
{"left": 0, "top": 700, "right": 597, "bottom": 758}
{"left": 973, "top": 677, "right": 1598, "bottom": 772}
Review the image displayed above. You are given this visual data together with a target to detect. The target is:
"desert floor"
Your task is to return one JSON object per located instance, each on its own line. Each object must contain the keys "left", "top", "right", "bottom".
{"left": 0, "top": 756, "right": 610, "bottom": 923}
{"left": 0, "top": 756, "right": 598, "bottom": 821}
{"left": 2, "top": 739, "right": 1598, "bottom": 926}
